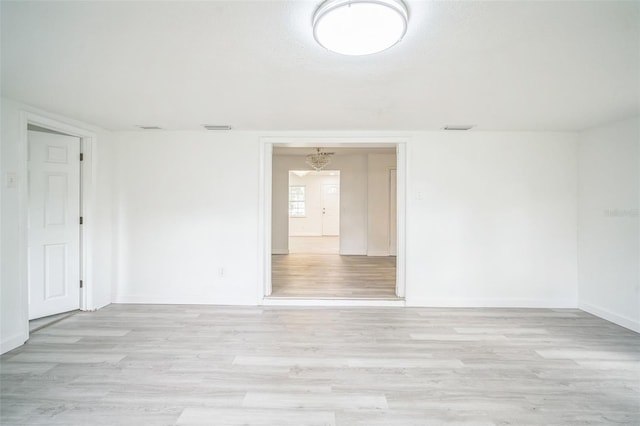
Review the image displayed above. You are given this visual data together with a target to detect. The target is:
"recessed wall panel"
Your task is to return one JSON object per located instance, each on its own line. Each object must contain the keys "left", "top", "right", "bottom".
{"left": 44, "top": 244, "right": 67, "bottom": 299}
{"left": 45, "top": 173, "right": 67, "bottom": 226}
{"left": 46, "top": 145, "right": 68, "bottom": 164}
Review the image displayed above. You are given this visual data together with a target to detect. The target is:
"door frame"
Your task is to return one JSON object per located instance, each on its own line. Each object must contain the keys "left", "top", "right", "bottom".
{"left": 18, "top": 111, "right": 97, "bottom": 335}
{"left": 389, "top": 167, "right": 398, "bottom": 256}
{"left": 258, "top": 136, "right": 408, "bottom": 303}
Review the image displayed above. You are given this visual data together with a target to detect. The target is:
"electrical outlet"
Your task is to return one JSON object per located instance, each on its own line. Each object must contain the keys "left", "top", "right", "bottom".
{"left": 5, "top": 172, "right": 18, "bottom": 189}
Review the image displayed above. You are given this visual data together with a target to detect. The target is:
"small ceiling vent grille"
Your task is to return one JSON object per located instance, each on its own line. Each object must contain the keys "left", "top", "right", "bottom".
{"left": 203, "top": 125, "right": 232, "bottom": 131}
{"left": 137, "top": 125, "right": 162, "bottom": 130}
{"left": 444, "top": 125, "right": 474, "bottom": 131}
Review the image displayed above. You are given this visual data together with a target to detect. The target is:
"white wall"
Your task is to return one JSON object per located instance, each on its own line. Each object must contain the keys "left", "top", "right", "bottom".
{"left": 367, "top": 153, "right": 397, "bottom": 256}
{"left": 1, "top": 98, "right": 26, "bottom": 353}
{"left": 2, "top": 113, "right": 583, "bottom": 353}
{"left": 288, "top": 173, "right": 339, "bottom": 236}
{"left": 406, "top": 131, "right": 578, "bottom": 307}
{"left": 4, "top": 92, "right": 631, "bottom": 351}
{"left": 273, "top": 154, "right": 368, "bottom": 255}
{"left": 1, "top": 97, "right": 114, "bottom": 354}
{"left": 271, "top": 133, "right": 577, "bottom": 307}
{"left": 111, "top": 131, "right": 260, "bottom": 305}
{"left": 92, "top": 132, "right": 115, "bottom": 309}
{"left": 578, "top": 116, "right": 639, "bottom": 332}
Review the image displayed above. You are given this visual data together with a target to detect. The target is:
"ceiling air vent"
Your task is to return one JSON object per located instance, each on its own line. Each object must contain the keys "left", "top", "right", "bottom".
{"left": 443, "top": 124, "right": 474, "bottom": 131}
{"left": 203, "top": 125, "right": 232, "bottom": 131}
{"left": 137, "top": 125, "right": 162, "bottom": 130}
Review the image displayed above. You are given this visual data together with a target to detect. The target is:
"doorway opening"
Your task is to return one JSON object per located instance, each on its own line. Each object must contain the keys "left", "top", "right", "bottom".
{"left": 288, "top": 170, "right": 340, "bottom": 255}
{"left": 264, "top": 142, "right": 405, "bottom": 303}
{"left": 27, "top": 125, "right": 83, "bottom": 321}
{"left": 13, "top": 111, "right": 97, "bottom": 348}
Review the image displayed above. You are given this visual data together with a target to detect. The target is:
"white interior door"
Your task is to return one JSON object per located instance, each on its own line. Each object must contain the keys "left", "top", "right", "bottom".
{"left": 28, "top": 130, "right": 81, "bottom": 320}
{"left": 389, "top": 169, "right": 397, "bottom": 256}
{"left": 322, "top": 183, "right": 340, "bottom": 236}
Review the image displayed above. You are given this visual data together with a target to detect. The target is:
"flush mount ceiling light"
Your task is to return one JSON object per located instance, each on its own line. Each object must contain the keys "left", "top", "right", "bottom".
{"left": 203, "top": 125, "right": 232, "bottom": 131}
{"left": 443, "top": 124, "right": 475, "bottom": 131}
{"left": 313, "top": 0, "right": 408, "bottom": 55}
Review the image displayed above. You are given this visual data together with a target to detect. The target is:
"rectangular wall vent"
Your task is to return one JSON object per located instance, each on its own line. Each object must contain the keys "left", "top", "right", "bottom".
{"left": 203, "top": 125, "right": 232, "bottom": 131}
{"left": 443, "top": 124, "right": 474, "bottom": 131}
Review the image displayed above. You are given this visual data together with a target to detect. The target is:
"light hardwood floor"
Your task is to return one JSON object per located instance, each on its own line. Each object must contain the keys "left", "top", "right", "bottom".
{"left": 271, "top": 254, "right": 397, "bottom": 298}
{"left": 1, "top": 304, "right": 639, "bottom": 425}
{"left": 289, "top": 236, "right": 339, "bottom": 254}
{"left": 276, "top": 236, "right": 396, "bottom": 299}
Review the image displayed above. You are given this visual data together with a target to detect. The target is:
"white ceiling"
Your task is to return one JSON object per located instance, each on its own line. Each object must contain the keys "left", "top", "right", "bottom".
{"left": 2, "top": 1, "right": 638, "bottom": 131}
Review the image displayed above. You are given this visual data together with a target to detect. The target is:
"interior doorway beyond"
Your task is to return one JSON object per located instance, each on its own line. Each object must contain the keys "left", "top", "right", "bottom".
{"left": 263, "top": 141, "right": 407, "bottom": 302}
{"left": 288, "top": 170, "right": 340, "bottom": 255}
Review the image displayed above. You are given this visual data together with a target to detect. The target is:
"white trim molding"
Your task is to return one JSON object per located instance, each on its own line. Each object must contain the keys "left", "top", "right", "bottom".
{"left": 367, "top": 251, "right": 392, "bottom": 257}
{"left": 262, "top": 298, "right": 406, "bottom": 307}
{"left": 257, "top": 142, "right": 273, "bottom": 300}
{"left": 0, "top": 333, "right": 28, "bottom": 355}
{"left": 113, "top": 294, "right": 255, "bottom": 306}
{"left": 339, "top": 249, "right": 367, "bottom": 256}
{"left": 579, "top": 302, "right": 640, "bottom": 333}
{"left": 258, "top": 135, "right": 409, "bottom": 305}
{"left": 405, "top": 298, "right": 578, "bottom": 309}
{"left": 271, "top": 249, "right": 289, "bottom": 255}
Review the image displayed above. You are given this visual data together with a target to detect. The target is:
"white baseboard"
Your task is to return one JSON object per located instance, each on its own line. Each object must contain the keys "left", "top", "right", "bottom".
{"left": 115, "top": 295, "right": 580, "bottom": 310}
{"left": 93, "top": 301, "right": 111, "bottom": 311}
{"left": 289, "top": 233, "right": 323, "bottom": 237}
{"left": 113, "top": 294, "right": 256, "bottom": 306}
{"left": 1, "top": 332, "right": 28, "bottom": 355}
{"left": 339, "top": 249, "right": 366, "bottom": 256}
{"left": 405, "top": 298, "right": 577, "bottom": 309}
{"left": 117, "top": 294, "right": 404, "bottom": 307}
{"left": 262, "top": 298, "right": 406, "bottom": 307}
{"left": 271, "top": 249, "right": 289, "bottom": 255}
{"left": 367, "top": 251, "right": 390, "bottom": 257}
{"left": 579, "top": 301, "right": 640, "bottom": 333}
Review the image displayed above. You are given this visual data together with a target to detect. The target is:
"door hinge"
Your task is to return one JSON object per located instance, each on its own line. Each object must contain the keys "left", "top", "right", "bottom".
{"left": 79, "top": 216, "right": 83, "bottom": 225}
{"left": 80, "top": 153, "right": 84, "bottom": 161}
{"left": 80, "top": 280, "right": 83, "bottom": 289}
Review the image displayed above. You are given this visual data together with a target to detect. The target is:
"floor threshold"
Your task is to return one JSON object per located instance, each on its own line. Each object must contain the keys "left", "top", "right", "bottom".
{"left": 262, "top": 297, "right": 406, "bottom": 307}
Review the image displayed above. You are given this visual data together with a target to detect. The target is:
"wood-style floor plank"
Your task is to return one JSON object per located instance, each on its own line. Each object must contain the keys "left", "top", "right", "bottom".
{"left": 271, "top": 254, "right": 397, "bottom": 298}
{"left": 1, "top": 304, "right": 639, "bottom": 425}
{"left": 289, "top": 236, "right": 339, "bottom": 255}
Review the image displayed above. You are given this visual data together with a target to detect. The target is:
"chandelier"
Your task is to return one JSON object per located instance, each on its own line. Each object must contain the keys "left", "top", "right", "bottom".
{"left": 306, "top": 148, "right": 334, "bottom": 171}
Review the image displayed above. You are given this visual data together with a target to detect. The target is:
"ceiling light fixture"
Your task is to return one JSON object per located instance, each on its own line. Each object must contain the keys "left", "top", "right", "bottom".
{"left": 306, "top": 148, "right": 334, "bottom": 171}
{"left": 443, "top": 125, "right": 475, "bottom": 131}
{"left": 203, "top": 125, "right": 232, "bottom": 130}
{"left": 313, "top": 0, "right": 408, "bottom": 56}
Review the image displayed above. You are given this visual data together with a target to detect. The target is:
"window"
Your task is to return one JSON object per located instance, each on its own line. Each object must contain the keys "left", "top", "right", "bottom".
{"left": 289, "top": 185, "right": 306, "bottom": 217}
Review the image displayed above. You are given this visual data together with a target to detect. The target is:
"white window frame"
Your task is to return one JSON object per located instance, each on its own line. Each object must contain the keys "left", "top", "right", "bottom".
{"left": 288, "top": 185, "right": 306, "bottom": 217}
